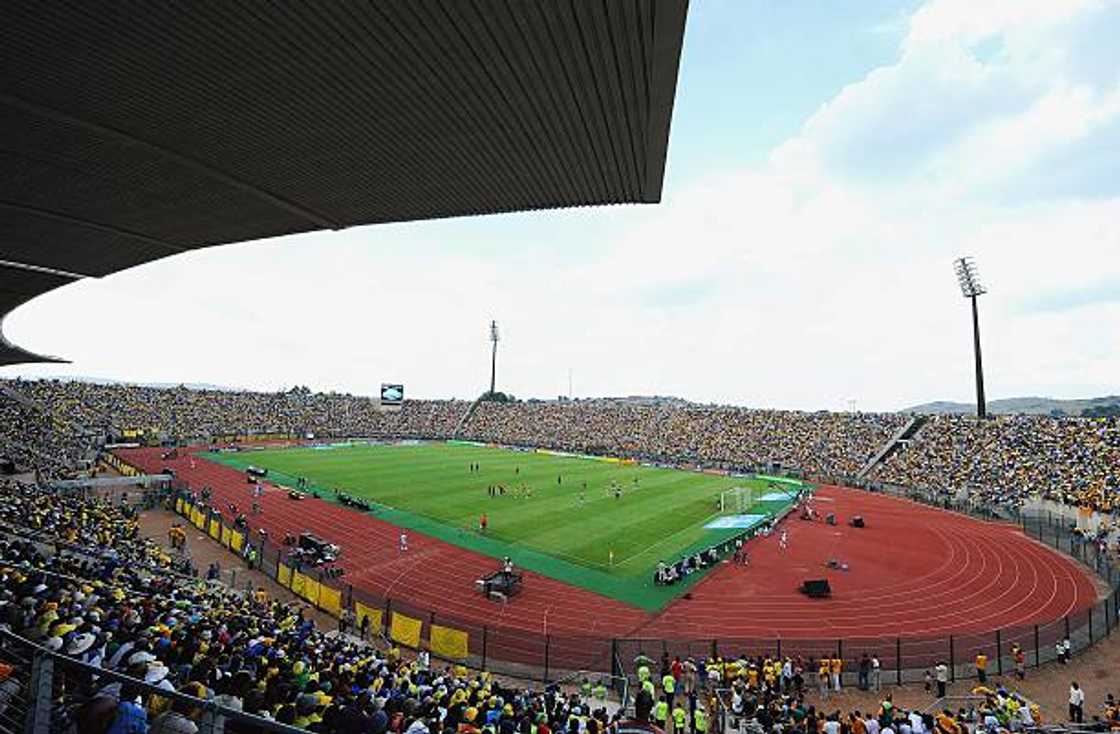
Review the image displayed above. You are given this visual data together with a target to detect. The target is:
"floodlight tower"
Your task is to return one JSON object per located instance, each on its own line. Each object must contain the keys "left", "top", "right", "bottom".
{"left": 954, "top": 257, "right": 988, "bottom": 419}
{"left": 489, "top": 320, "right": 500, "bottom": 395}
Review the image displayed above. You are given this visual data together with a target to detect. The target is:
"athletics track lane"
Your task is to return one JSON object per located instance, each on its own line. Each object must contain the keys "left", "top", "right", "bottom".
{"left": 117, "top": 450, "right": 1097, "bottom": 653}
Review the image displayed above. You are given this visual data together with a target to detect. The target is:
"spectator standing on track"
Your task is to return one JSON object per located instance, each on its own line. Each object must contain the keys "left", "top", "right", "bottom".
{"left": 1014, "top": 645, "right": 1026, "bottom": 680}
{"left": 692, "top": 706, "right": 707, "bottom": 734}
{"left": 871, "top": 654, "right": 882, "bottom": 692}
{"left": 683, "top": 658, "right": 697, "bottom": 696}
{"left": 662, "top": 669, "right": 676, "bottom": 709}
{"left": 359, "top": 610, "right": 370, "bottom": 640}
{"left": 672, "top": 703, "right": 687, "bottom": 734}
{"left": 1069, "top": 682, "right": 1085, "bottom": 723}
{"left": 859, "top": 654, "right": 871, "bottom": 690}
{"left": 975, "top": 652, "right": 987, "bottom": 683}
{"left": 399, "top": 530, "right": 408, "bottom": 553}
{"left": 934, "top": 662, "right": 948, "bottom": 698}
{"left": 830, "top": 654, "right": 842, "bottom": 691}
{"left": 654, "top": 695, "right": 670, "bottom": 731}
{"left": 338, "top": 607, "right": 353, "bottom": 634}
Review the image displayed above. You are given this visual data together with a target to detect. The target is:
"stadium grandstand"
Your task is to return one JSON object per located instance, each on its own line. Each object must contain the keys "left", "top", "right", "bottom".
{"left": 0, "top": 379, "right": 1117, "bottom": 734}
{"left": 2, "top": 2, "right": 1119, "bottom": 734}
{"left": 5, "top": 380, "right": 1116, "bottom": 516}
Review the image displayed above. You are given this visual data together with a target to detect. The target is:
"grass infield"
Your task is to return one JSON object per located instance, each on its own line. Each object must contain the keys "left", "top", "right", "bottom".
{"left": 202, "top": 441, "right": 797, "bottom": 610}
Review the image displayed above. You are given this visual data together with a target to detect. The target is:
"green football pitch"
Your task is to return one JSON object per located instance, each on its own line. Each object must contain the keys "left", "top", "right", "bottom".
{"left": 203, "top": 441, "right": 799, "bottom": 609}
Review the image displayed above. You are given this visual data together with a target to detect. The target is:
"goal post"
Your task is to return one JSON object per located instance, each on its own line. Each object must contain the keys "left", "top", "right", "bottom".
{"left": 719, "top": 486, "right": 756, "bottom": 514}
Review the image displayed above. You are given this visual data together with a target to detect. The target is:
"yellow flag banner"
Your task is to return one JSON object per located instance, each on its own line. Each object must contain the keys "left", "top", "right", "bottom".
{"left": 230, "top": 531, "right": 244, "bottom": 553}
{"left": 277, "top": 564, "right": 292, "bottom": 589}
{"left": 355, "top": 603, "right": 382, "bottom": 634}
{"left": 175, "top": 498, "right": 184, "bottom": 514}
{"left": 429, "top": 624, "right": 469, "bottom": 660}
{"left": 221, "top": 526, "right": 232, "bottom": 547}
{"left": 319, "top": 585, "right": 342, "bottom": 617}
{"left": 301, "top": 578, "right": 321, "bottom": 605}
{"left": 390, "top": 612, "right": 423, "bottom": 649}
{"left": 290, "top": 571, "right": 307, "bottom": 597}
{"left": 182, "top": 502, "right": 193, "bottom": 521}
{"left": 208, "top": 518, "right": 221, "bottom": 540}
{"left": 291, "top": 572, "right": 320, "bottom": 605}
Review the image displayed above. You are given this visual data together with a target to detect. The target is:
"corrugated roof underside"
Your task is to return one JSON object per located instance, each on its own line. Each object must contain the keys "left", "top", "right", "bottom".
{"left": 0, "top": 0, "right": 688, "bottom": 363}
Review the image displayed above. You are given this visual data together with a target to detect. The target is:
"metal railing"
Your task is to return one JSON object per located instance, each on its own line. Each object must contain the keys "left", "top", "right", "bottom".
{"left": 0, "top": 628, "right": 306, "bottom": 734}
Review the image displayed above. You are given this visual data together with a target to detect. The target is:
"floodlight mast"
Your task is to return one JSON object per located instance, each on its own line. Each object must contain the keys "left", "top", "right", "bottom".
{"left": 954, "top": 257, "right": 988, "bottom": 419}
{"left": 489, "top": 320, "right": 500, "bottom": 395}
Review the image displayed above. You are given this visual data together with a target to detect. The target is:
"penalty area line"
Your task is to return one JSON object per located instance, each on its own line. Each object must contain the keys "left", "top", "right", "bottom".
{"left": 609, "top": 509, "right": 724, "bottom": 568}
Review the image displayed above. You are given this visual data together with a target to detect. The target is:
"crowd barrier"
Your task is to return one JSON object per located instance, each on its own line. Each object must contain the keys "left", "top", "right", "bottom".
{"left": 0, "top": 628, "right": 306, "bottom": 734}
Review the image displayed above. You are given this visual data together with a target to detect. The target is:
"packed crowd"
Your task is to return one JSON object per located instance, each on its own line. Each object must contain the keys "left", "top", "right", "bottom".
{"left": 0, "top": 481, "right": 629, "bottom": 734}
{"left": 0, "top": 478, "right": 196, "bottom": 578}
{"left": 4, "top": 379, "right": 1119, "bottom": 512}
{"left": 870, "top": 415, "right": 1120, "bottom": 511}
{"left": 668, "top": 651, "right": 1049, "bottom": 734}
{"left": 3, "top": 380, "right": 469, "bottom": 446}
{"left": 0, "top": 392, "right": 85, "bottom": 480}
{"left": 1, "top": 381, "right": 905, "bottom": 480}
{"left": 464, "top": 402, "right": 907, "bottom": 478}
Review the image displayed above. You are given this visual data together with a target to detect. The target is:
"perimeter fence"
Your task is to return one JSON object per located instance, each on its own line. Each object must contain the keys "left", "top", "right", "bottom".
{"left": 156, "top": 467, "right": 1120, "bottom": 691}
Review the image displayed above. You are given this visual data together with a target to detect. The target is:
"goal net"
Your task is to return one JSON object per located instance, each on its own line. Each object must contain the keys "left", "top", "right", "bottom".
{"left": 719, "top": 486, "right": 755, "bottom": 514}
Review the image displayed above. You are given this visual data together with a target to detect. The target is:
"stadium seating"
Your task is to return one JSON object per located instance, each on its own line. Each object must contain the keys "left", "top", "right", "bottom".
{"left": 2, "top": 379, "right": 1118, "bottom": 512}
{"left": 0, "top": 479, "right": 625, "bottom": 732}
{"left": 869, "top": 414, "right": 1120, "bottom": 511}
{"left": 0, "top": 379, "right": 1111, "bottom": 731}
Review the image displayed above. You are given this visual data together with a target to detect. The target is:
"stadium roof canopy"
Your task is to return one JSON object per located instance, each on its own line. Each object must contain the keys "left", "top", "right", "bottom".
{"left": 0, "top": 1, "right": 689, "bottom": 365}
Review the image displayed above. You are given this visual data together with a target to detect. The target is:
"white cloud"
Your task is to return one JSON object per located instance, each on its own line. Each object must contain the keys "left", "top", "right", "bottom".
{"left": 904, "top": 0, "right": 1105, "bottom": 51}
{"left": 4, "top": 0, "right": 1119, "bottom": 411}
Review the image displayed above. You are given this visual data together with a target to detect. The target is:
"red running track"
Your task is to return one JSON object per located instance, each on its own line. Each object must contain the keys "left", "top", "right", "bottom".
{"left": 119, "top": 448, "right": 647, "bottom": 641}
{"left": 635, "top": 486, "right": 1098, "bottom": 639}
{"left": 119, "top": 448, "right": 1098, "bottom": 652}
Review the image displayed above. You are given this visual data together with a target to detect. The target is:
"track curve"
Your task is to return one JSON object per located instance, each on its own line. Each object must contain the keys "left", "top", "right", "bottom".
{"left": 118, "top": 449, "right": 1098, "bottom": 658}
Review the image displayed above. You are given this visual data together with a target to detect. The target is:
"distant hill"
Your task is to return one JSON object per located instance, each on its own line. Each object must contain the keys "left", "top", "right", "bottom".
{"left": 904, "top": 396, "right": 1120, "bottom": 417}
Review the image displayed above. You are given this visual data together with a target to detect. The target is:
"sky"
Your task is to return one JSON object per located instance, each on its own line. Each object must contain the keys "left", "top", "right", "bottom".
{"left": 5, "top": 0, "right": 1120, "bottom": 411}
